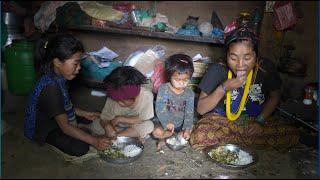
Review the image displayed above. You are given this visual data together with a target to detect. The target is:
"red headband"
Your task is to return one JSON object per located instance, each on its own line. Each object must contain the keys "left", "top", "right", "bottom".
{"left": 106, "top": 84, "right": 141, "bottom": 101}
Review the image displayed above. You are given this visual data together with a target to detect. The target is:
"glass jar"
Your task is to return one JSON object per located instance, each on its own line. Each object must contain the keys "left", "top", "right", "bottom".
{"left": 303, "top": 86, "right": 315, "bottom": 105}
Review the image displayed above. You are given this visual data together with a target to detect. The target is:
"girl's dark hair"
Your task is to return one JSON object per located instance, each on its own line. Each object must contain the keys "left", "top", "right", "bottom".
{"left": 165, "top": 54, "right": 194, "bottom": 79}
{"left": 35, "top": 33, "right": 84, "bottom": 75}
{"left": 224, "top": 27, "right": 259, "bottom": 56}
{"left": 103, "top": 66, "right": 147, "bottom": 89}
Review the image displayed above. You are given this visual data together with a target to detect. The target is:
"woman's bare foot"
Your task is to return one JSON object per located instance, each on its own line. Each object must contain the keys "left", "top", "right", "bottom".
{"left": 156, "top": 139, "right": 166, "bottom": 152}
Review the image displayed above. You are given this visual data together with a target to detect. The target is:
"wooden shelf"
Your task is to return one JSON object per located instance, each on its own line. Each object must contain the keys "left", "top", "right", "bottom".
{"left": 67, "top": 25, "right": 225, "bottom": 45}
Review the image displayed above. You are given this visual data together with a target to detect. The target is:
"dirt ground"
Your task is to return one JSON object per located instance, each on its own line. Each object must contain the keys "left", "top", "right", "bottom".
{"left": 2, "top": 83, "right": 318, "bottom": 179}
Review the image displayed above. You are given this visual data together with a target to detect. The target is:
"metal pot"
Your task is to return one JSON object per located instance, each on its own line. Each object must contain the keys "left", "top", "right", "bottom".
{"left": 3, "top": 12, "right": 23, "bottom": 27}
{"left": 2, "top": 12, "right": 25, "bottom": 47}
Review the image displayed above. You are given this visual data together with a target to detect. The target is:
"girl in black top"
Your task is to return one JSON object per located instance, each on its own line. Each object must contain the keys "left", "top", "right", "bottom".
{"left": 24, "top": 34, "right": 110, "bottom": 156}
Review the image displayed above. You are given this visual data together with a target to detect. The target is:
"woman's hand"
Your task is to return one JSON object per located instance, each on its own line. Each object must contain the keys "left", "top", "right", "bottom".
{"left": 223, "top": 77, "right": 246, "bottom": 91}
{"left": 93, "top": 136, "right": 111, "bottom": 151}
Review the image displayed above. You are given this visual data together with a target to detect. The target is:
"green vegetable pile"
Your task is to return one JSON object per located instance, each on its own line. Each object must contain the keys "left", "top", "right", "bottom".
{"left": 102, "top": 145, "right": 126, "bottom": 159}
{"left": 209, "top": 146, "right": 238, "bottom": 165}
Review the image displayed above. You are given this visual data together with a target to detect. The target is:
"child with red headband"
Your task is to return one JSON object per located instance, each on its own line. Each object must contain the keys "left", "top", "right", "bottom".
{"left": 89, "top": 66, "right": 154, "bottom": 142}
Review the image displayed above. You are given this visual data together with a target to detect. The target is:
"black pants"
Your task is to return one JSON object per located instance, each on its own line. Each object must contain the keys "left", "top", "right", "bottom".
{"left": 45, "top": 116, "right": 92, "bottom": 157}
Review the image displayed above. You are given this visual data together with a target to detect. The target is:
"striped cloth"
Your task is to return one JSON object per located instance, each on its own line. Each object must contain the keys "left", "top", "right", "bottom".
{"left": 190, "top": 113, "right": 300, "bottom": 150}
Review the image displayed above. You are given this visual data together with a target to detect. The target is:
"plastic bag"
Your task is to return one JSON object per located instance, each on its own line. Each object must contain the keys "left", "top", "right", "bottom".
{"left": 123, "top": 45, "right": 166, "bottom": 77}
{"left": 176, "top": 26, "right": 200, "bottom": 36}
{"left": 224, "top": 20, "right": 237, "bottom": 35}
{"left": 56, "top": 2, "right": 92, "bottom": 27}
{"left": 79, "top": 1, "right": 124, "bottom": 22}
{"left": 112, "top": 2, "right": 133, "bottom": 13}
{"left": 80, "top": 58, "right": 122, "bottom": 82}
{"left": 198, "top": 22, "right": 213, "bottom": 37}
{"left": 212, "top": 28, "right": 224, "bottom": 39}
{"left": 34, "top": 1, "right": 69, "bottom": 32}
{"left": 273, "top": 1, "right": 297, "bottom": 31}
{"left": 150, "top": 60, "right": 168, "bottom": 94}
{"left": 135, "top": 9, "right": 151, "bottom": 22}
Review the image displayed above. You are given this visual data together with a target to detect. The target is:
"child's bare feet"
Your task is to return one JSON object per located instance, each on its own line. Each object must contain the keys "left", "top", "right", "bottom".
{"left": 156, "top": 139, "right": 166, "bottom": 152}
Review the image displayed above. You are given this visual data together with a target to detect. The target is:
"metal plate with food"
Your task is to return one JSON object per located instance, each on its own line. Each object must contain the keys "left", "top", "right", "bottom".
{"left": 205, "top": 144, "right": 258, "bottom": 169}
{"left": 98, "top": 136, "right": 144, "bottom": 164}
{"left": 166, "top": 134, "right": 188, "bottom": 151}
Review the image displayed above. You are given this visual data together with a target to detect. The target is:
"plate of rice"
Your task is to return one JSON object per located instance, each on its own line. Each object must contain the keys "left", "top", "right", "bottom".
{"left": 166, "top": 134, "right": 188, "bottom": 151}
{"left": 98, "top": 136, "right": 144, "bottom": 164}
{"left": 206, "top": 144, "right": 258, "bottom": 169}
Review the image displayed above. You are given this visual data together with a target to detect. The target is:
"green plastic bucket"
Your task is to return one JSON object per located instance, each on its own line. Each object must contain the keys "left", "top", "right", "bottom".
{"left": 4, "top": 40, "right": 36, "bottom": 95}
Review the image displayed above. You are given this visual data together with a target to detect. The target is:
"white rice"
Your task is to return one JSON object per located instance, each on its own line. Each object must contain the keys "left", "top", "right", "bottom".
{"left": 166, "top": 137, "right": 179, "bottom": 145}
{"left": 178, "top": 136, "right": 188, "bottom": 145}
{"left": 233, "top": 149, "right": 253, "bottom": 165}
{"left": 122, "top": 145, "right": 142, "bottom": 157}
{"left": 166, "top": 135, "right": 187, "bottom": 146}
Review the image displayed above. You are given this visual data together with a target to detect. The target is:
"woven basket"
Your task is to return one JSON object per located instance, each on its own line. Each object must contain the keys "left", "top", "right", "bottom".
{"left": 192, "top": 61, "right": 210, "bottom": 78}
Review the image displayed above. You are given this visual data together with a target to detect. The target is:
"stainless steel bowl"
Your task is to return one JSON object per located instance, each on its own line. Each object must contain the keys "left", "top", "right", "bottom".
{"left": 98, "top": 136, "right": 144, "bottom": 164}
{"left": 166, "top": 134, "right": 188, "bottom": 151}
{"left": 205, "top": 144, "right": 258, "bottom": 170}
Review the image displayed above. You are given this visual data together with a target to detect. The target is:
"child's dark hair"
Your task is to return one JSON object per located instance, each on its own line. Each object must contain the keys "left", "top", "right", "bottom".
{"left": 165, "top": 54, "right": 194, "bottom": 79}
{"left": 103, "top": 66, "right": 147, "bottom": 89}
{"left": 35, "top": 33, "right": 84, "bottom": 75}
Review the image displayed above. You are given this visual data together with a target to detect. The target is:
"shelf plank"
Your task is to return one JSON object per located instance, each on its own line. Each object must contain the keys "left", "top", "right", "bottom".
{"left": 67, "top": 25, "right": 225, "bottom": 45}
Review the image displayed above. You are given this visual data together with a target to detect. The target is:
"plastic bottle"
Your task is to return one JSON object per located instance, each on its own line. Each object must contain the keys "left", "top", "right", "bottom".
{"left": 131, "top": 5, "right": 138, "bottom": 26}
{"left": 251, "top": 7, "right": 262, "bottom": 36}
{"left": 303, "top": 85, "right": 315, "bottom": 105}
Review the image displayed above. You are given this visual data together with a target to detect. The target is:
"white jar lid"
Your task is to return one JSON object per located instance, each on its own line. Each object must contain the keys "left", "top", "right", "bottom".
{"left": 303, "top": 99, "right": 312, "bottom": 105}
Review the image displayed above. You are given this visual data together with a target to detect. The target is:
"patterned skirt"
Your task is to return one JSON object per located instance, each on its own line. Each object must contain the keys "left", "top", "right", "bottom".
{"left": 190, "top": 113, "right": 300, "bottom": 150}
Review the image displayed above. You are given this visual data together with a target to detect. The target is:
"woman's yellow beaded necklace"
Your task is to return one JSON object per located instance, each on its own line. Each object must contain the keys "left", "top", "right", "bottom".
{"left": 226, "top": 70, "right": 253, "bottom": 121}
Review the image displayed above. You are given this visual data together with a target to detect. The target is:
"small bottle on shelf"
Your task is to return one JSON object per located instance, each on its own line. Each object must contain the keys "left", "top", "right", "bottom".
{"left": 251, "top": 7, "right": 262, "bottom": 36}
{"left": 131, "top": 5, "right": 138, "bottom": 27}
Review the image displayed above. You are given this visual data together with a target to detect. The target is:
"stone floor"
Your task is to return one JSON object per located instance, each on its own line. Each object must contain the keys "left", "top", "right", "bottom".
{"left": 2, "top": 83, "right": 319, "bottom": 179}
